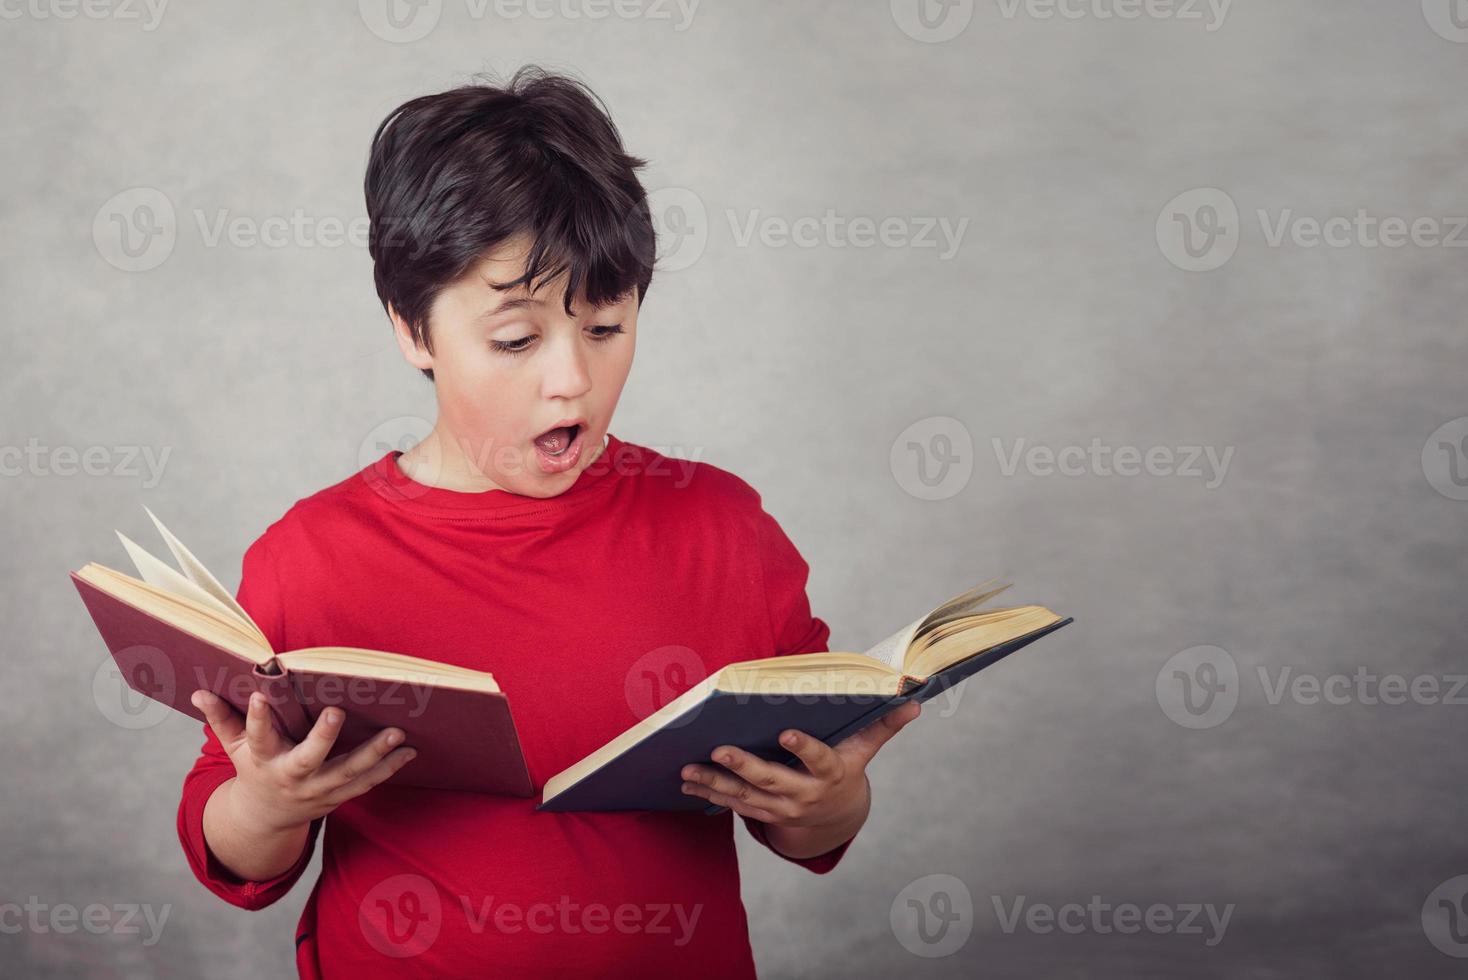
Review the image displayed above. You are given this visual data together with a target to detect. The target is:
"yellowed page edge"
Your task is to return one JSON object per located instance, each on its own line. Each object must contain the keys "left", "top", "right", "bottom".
{"left": 76, "top": 562, "right": 272, "bottom": 665}
{"left": 541, "top": 671, "right": 724, "bottom": 801}
{"left": 277, "top": 647, "right": 501, "bottom": 694}
{"left": 862, "top": 614, "right": 926, "bottom": 670}
{"left": 906, "top": 606, "right": 1063, "bottom": 678}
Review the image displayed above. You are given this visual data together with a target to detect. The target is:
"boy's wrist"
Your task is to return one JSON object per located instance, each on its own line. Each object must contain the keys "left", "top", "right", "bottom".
{"left": 763, "top": 773, "right": 870, "bottom": 859}
{"left": 200, "top": 777, "right": 313, "bottom": 885}
{"left": 220, "top": 777, "right": 312, "bottom": 839}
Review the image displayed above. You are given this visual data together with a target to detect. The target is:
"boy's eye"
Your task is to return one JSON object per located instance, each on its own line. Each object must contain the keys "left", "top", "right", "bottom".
{"left": 489, "top": 324, "right": 623, "bottom": 357}
{"left": 490, "top": 336, "right": 535, "bottom": 355}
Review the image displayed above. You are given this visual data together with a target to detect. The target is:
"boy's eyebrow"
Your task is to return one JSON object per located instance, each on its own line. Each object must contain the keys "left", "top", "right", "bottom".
{"left": 481, "top": 295, "right": 544, "bottom": 318}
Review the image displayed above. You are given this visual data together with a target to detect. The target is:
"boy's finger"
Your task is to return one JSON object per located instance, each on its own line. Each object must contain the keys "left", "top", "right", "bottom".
{"left": 680, "top": 782, "right": 779, "bottom": 825}
{"left": 284, "top": 707, "right": 348, "bottom": 777}
{"left": 190, "top": 689, "right": 244, "bottom": 745}
{"left": 242, "top": 692, "right": 289, "bottom": 761}
{"left": 777, "top": 729, "right": 843, "bottom": 781}
{"left": 316, "top": 725, "right": 407, "bottom": 788}
{"left": 680, "top": 765, "right": 786, "bottom": 815}
{"left": 837, "top": 700, "right": 921, "bottom": 766}
{"left": 700, "top": 746, "right": 814, "bottom": 798}
{"left": 329, "top": 746, "right": 418, "bottom": 804}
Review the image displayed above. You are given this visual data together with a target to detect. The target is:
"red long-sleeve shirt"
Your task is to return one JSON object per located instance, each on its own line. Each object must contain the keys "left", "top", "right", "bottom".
{"left": 176, "top": 432, "right": 854, "bottom": 978}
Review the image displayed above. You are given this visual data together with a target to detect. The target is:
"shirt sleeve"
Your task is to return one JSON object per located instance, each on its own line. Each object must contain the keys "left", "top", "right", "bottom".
{"left": 738, "top": 491, "right": 857, "bottom": 874}
{"left": 175, "top": 530, "right": 324, "bottom": 910}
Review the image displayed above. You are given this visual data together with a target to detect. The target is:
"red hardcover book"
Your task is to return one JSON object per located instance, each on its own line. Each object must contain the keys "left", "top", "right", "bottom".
{"left": 71, "top": 508, "right": 532, "bottom": 796}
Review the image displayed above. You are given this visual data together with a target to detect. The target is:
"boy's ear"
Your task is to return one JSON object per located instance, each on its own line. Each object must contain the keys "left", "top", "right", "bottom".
{"left": 388, "top": 303, "right": 434, "bottom": 372}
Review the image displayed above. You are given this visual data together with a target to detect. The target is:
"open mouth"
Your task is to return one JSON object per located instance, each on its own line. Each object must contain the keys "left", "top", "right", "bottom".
{"left": 531, "top": 419, "right": 588, "bottom": 473}
{"left": 533, "top": 422, "right": 582, "bottom": 457}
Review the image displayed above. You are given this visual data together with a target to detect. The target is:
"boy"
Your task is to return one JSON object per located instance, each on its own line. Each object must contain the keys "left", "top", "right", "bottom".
{"left": 179, "top": 66, "right": 921, "bottom": 978}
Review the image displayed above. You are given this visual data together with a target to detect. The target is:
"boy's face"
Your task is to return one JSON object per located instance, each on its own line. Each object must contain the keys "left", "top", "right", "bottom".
{"left": 391, "top": 234, "right": 638, "bottom": 498}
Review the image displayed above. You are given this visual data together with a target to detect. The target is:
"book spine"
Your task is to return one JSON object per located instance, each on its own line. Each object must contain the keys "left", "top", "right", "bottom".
{"left": 249, "top": 662, "right": 313, "bottom": 742}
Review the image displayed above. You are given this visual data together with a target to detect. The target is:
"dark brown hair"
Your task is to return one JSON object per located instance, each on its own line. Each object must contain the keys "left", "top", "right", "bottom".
{"left": 365, "top": 66, "right": 656, "bottom": 382}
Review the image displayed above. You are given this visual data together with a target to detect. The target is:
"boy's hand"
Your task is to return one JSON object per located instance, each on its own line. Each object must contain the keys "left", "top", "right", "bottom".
{"left": 191, "top": 689, "right": 418, "bottom": 834}
{"left": 678, "top": 699, "right": 922, "bottom": 831}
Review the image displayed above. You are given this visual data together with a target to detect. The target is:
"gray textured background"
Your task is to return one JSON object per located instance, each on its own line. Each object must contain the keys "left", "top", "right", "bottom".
{"left": 4, "top": 0, "right": 1467, "bottom": 977}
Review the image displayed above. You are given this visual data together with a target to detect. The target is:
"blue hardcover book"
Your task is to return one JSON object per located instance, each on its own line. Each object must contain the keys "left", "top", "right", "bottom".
{"left": 536, "top": 582, "right": 1073, "bottom": 813}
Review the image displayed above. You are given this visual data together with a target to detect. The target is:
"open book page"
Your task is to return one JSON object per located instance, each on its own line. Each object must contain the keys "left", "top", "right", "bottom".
{"left": 862, "top": 615, "right": 927, "bottom": 671}
{"left": 115, "top": 532, "right": 238, "bottom": 621}
{"left": 114, "top": 522, "right": 270, "bottom": 650}
{"left": 919, "top": 580, "right": 1012, "bottom": 634}
{"left": 860, "top": 581, "right": 1014, "bottom": 672}
{"left": 905, "top": 605, "right": 1064, "bottom": 678}
{"left": 144, "top": 506, "right": 259, "bottom": 634}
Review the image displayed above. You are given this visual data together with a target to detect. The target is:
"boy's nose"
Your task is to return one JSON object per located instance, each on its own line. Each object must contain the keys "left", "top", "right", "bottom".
{"left": 540, "top": 335, "right": 593, "bottom": 400}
